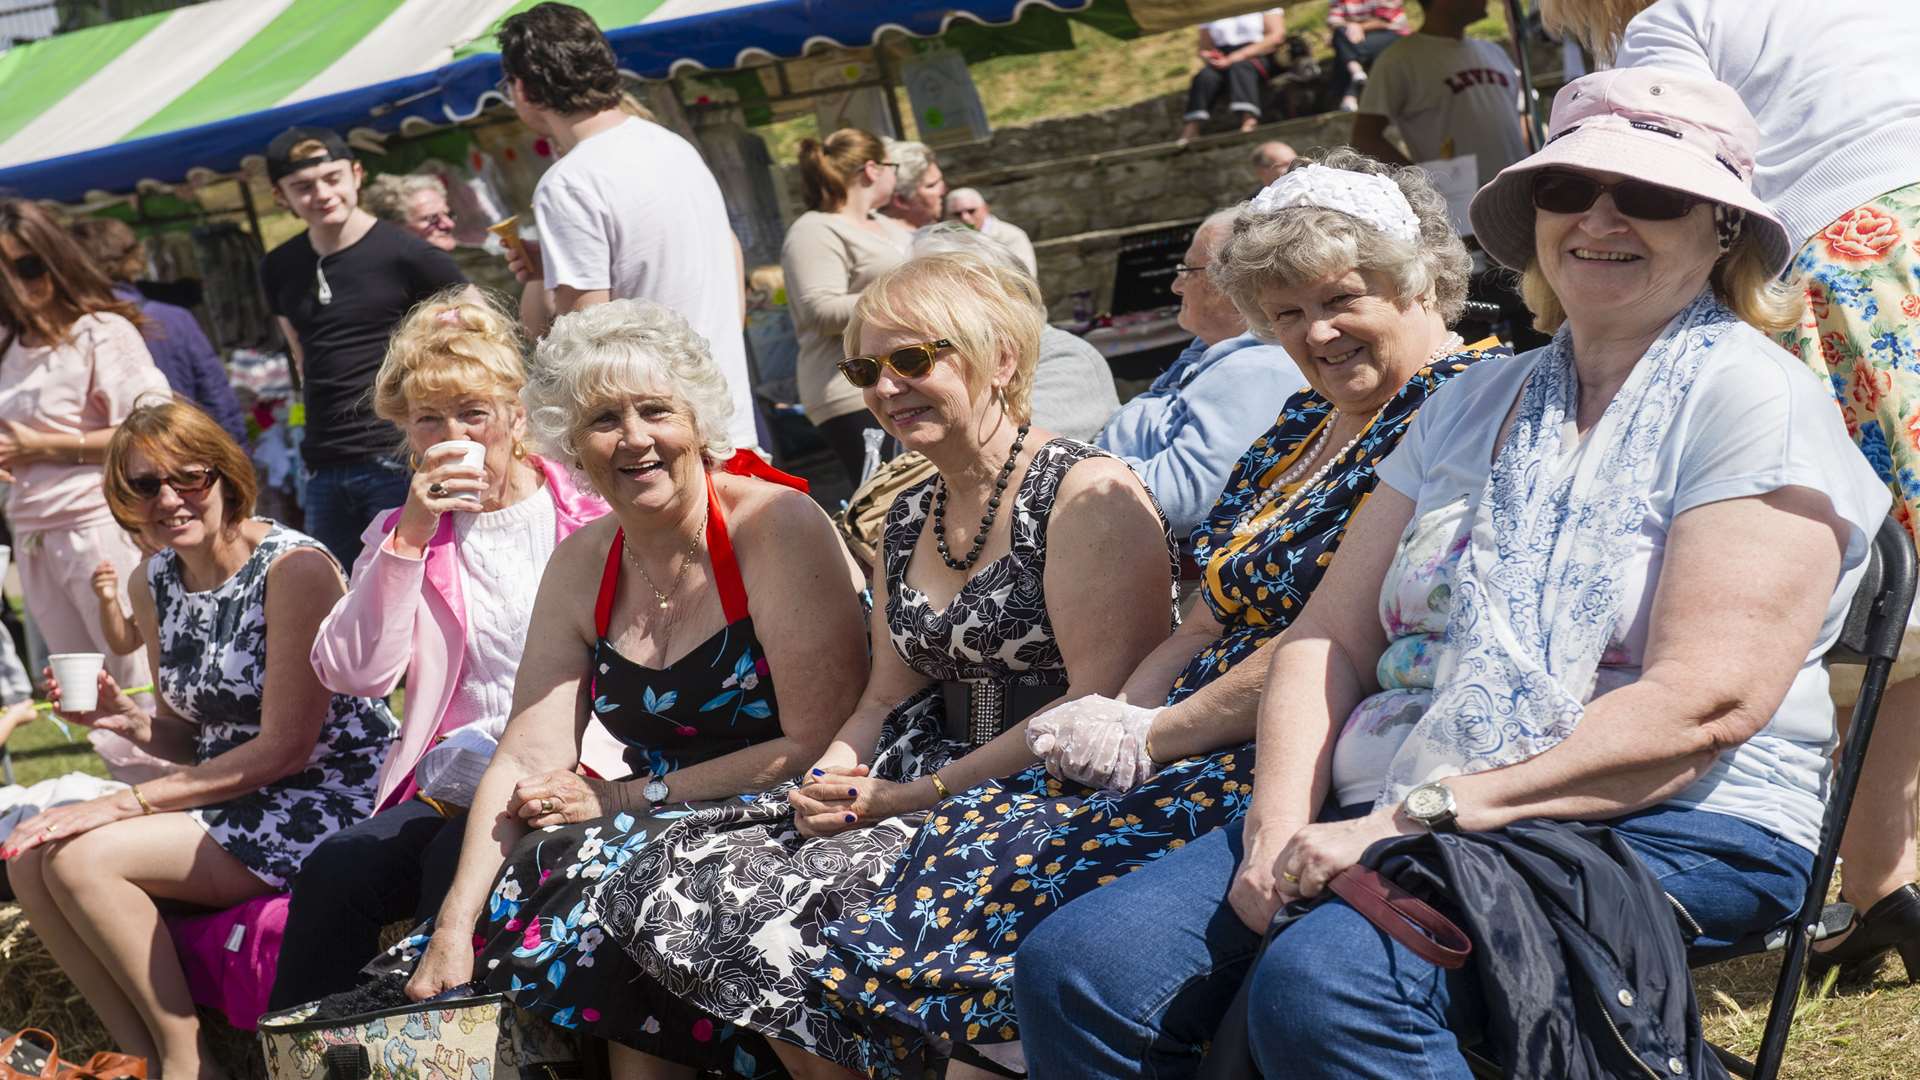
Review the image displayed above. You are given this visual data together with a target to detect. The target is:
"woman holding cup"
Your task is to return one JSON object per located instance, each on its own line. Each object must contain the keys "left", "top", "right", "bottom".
{"left": 276, "top": 291, "right": 613, "bottom": 1008}
{"left": 3, "top": 399, "right": 395, "bottom": 1080}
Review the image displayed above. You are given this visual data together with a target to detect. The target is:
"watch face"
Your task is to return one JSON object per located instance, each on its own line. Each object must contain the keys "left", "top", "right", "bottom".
{"left": 1406, "top": 784, "right": 1447, "bottom": 820}
{"left": 644, "top": 780, "right": 669, "bottom": 803}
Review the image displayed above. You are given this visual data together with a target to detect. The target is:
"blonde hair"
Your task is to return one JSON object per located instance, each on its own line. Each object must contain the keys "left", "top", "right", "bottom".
{"left": 525, "top": 299, "right": 736, "bottom": 465}
{"left": 797, "top": 128, "right": 887, "bottom": 212}
{"left": 1537, "top": 0, "right": 1655, "bottom": 62}
{"left": 844, "top": 251, "right": 1043, "bottom": 425}
{"left": 373, "top": 289, "right": 527, "bottom": 425}
{"left": 1518, "top": 230, "right": 1804, "bottom": 336}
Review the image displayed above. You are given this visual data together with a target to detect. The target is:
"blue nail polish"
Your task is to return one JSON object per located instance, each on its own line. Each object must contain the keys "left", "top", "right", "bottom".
{"left": 844, "top": 813, "right": 856, "bottom": 823}
{"left": 811, "top": 768, "right": 823, "bottom": 776}
{"left": 849, "top": 787, "right": 859, "bottom": 796}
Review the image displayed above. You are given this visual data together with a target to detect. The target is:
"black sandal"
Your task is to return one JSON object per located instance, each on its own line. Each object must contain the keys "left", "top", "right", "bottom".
{"left": 1807, "top": 883, "right": 1920, "bottom": 989}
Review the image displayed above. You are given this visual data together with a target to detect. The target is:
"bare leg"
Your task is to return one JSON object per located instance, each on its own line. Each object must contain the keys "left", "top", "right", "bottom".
{"left": 606, "top": 1042, "right": 695, "bottom": 1080}
{"left": 947, "top": 1061, "right": 1013, "bottom": 1080}
{"left": 766, "top": 1041, "right": 862, "bottom": 1080}
{"left": 39, "top": 813, "right": 274, "bottom": 1079}
{"left": 1834, "top": 678, "right": 1920, "bottom": 918}
{"left": 9, "top": 843, "right": 161, "bottom": 1064}
{"left": 1176, "top": 120, "right": 1201, "bottom": 144}
{"left": 1238, "top": 114, "right": 1259, "bottom": 133}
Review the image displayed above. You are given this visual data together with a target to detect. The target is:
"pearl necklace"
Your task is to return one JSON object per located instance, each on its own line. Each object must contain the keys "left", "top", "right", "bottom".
{"left": 1229, "top": 333, "right": 1462, "bottom": 539}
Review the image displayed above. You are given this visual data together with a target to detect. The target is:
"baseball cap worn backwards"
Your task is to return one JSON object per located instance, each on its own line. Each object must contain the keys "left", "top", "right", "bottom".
{"left": 266, "top": 127, "right": 355, "bottom": 184}
{"left": 1468, "top": 68, "right": 1792, "bottom": 276}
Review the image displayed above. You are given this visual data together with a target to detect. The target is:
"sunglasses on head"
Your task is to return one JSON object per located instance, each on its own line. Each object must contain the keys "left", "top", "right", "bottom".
{"left": 838, "top": 338, "right": 952, "bottom": 388}
{"left": 126, "top": 467, "right": 218, "bottom": 500}
{"left": 1530, "top": 170, "right": 1702, "bottom": 221}
{"left": 7, "top": 253, "right": 48, "bottom": 281}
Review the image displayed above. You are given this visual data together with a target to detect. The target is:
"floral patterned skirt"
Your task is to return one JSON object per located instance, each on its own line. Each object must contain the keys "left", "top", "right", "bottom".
{"left": 370, "top": 802, "right": 787, "bottom": 1078}
{"left": 1783, "top": 181, "right": 1920, "bottom": 691}
{"left": 806, "top": 743, "right": 1257, "bottom": 1076}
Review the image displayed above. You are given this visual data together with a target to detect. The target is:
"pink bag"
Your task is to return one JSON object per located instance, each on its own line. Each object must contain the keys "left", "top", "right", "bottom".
{"left": 164, "top": 893, "right": 289, "bottom": 1031}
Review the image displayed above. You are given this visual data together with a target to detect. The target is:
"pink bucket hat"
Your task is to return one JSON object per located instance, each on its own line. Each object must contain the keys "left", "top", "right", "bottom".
{"left": 1468, "top": 67, "right": 1792, "bottom": 275}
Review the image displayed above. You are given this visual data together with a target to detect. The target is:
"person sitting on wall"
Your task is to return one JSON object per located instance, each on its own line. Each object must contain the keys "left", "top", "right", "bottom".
{"left": 1177, "top": 8, "right": 1289, "bottom": 142}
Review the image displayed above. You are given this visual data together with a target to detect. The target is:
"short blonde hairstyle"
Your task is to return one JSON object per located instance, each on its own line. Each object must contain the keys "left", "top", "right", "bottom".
{"left": 1211, "top": 148, "right": 1474, "bottom": 336}
{"left": 526, "top": 299, "right": 737, "bottom": 464}
{"left": 1537, "top": 0, "right": 1655, "bottom": 62}
{"left": 374, "top": 289, "right": 527, "bottom": 426}
{"left": 361, "top": 172, "right": 448, "bottom": 222}
{"left": 844, "top": 252, "right": 1043, "bottom": 424}
{"left": 1518, "top": 229, "right": 1804, "bottom": 336}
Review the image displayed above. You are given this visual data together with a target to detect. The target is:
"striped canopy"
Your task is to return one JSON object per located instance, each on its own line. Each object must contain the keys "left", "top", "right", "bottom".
{"left": 0, "top": 0, "right": 1270, "bottom": 203}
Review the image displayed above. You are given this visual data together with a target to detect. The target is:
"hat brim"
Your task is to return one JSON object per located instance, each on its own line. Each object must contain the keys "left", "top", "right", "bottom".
{"left": 1468, "top": 126, "right": 1793, "bottom": 276}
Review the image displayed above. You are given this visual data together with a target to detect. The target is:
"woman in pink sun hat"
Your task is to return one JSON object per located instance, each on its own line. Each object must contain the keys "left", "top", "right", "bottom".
{"left": 1544, "top": 0, "right": 1920, "bottom": 992}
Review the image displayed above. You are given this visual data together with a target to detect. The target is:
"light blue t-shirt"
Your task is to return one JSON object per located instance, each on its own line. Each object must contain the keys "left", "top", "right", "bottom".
{"left": 1345, "top": 326, "right": 1889, "bottom": 850}
{"left": 1095, "top": 333, "right": 1305, "bottom": 536}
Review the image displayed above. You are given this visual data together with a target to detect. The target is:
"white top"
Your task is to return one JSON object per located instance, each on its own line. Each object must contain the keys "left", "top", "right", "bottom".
{"left": 1205, "top": 11, "right": 1279, "bottom": 48}
{"left": 1338, "top": 330, "right": 1889, "bottom": 849}
{"left": 1358, "top": 33, "right": 1529, "bottom": 188}
{"left": 980, "top": 215, "right": 1039, "bottom": 276}
{"left": 533, "top": 117, "right": 758, "bottom": 451}
{"left": 449, "top": 490, "right": 558, "bottom": 740}
{"left": 1612, "top": 0, "right": 1920, "bottom": 246}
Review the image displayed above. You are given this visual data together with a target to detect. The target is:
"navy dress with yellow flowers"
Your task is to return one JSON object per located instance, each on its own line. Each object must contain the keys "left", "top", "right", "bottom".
{"left": 808, "top": 344, "right": 1504, "bottom": 1076}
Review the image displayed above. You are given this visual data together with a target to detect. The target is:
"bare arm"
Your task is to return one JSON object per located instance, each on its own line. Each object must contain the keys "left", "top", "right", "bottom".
{"left": 1350, "top": 113, "right": 1413, "bottom": 167}
{"left": 1223, "top": 12, "right": 1287, "bottom": 63}
{"left": 1118, "top": 596, "right": 1223, "bottom": 707}
{"left": 551, "top": 285, "right": 613, "bottom": 322}
{"left": 275, "top": 316, "right": 304, "bottom": 384}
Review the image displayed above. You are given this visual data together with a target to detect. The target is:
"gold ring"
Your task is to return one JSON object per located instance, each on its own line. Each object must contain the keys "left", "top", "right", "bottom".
{"left": 542, "top": 798, "right": 554, "bottom": 814}
{"left": 1281, "top": 870, "right": 1298, "bottom": 884}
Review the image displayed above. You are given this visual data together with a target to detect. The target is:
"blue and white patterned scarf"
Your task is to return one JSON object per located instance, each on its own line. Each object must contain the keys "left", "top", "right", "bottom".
{"left": 1377, "top": 289, "right": 1740, "bottom": 807}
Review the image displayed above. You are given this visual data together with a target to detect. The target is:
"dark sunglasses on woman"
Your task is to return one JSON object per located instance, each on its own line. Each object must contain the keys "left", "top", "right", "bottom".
{"left": 1531, "top": 169, "right": 1702, "bottom": 221}
{"left": 838, "top": 338, "right": 952, "bottom": 388}
{"left": 6, "top": 253, "right": 49, "bottom": 280}
{"left": 126, "top": 467, "right": 218, "bottom": 499}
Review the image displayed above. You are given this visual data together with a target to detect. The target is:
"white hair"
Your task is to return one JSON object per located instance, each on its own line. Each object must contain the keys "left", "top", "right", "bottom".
{"left": 911, "top": 221, "right": 1030, "bottom": 279}
{"left": 946, "top": 186, "right": 985, "bottom": 209}
{"left": 883, "top": 137, "right": 938, "bottom": 193}
{"left": 524, "top": 299, "right": 736, "bottom": 465}
{"left": 361, "top": 172, "right": 447, "bottom": 222}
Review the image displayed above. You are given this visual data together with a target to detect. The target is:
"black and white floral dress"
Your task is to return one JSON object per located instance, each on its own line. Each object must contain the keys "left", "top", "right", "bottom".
{"left": 151, "top": 522, "right": 396, "bottom": 888}
{"left": 587, "top": 439, "right": 1177, "bottom": 1074}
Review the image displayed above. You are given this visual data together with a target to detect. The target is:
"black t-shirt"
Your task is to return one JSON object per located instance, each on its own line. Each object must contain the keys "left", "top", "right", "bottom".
{"left": 260, "top": 219, "right": 467, "bottom": 466}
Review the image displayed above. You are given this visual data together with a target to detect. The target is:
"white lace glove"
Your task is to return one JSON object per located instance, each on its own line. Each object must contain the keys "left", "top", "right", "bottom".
{"left": 1025, "top": 695, "right": 1164, "bottom": 793}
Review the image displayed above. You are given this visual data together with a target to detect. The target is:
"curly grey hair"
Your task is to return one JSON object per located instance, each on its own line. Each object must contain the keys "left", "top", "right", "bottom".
{"left": 1210, "top": 148, "right": 1473, "bottom": 337}
{"left": 360, "top": 172, "right": 447, "bottom": 222}
{"left": 884, "top": 138, "right": 938, "bottom": 195}
{"left": 523, "top": 299, "right": 737, "bottom": 465}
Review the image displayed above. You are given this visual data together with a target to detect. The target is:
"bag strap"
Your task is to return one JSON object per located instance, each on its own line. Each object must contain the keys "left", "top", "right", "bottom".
{"left": 0, "top": 1029, "right": 61, "bottom": 1080}
{"left": 1326, "top": 864, "right": 1472, "bottom": 969}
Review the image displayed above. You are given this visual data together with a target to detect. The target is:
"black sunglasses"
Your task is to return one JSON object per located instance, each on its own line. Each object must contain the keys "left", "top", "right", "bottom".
{"left": 839, "top": 339, "right": 953, "bottom": 388}
{"left": 1531, "top": 170, "right": 1702, "bottom": 221}
{"left": 126, "top": 467, "right": 218, "bottom": 500}
{"left": 8, "top": 253, "right": 48, "bottom": 281}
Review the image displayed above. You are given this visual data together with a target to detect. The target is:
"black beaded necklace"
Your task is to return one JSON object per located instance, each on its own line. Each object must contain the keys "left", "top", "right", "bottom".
{"left": 932, "top": 423, "right": 1030, "bottom": 572}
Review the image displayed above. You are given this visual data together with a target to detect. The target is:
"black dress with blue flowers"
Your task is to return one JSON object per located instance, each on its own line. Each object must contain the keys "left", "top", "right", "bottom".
{"left": 373, "top": 467, "right": 795, "bottom": 1077}
{"left": 808, "top": 347, "right": 1505, "bottom": 1076}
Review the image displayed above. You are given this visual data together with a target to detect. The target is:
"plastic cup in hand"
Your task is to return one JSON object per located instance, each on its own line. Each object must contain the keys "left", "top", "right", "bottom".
{"left": 433, "top": 440, "right": 488, "bottom": 508}
{"left": 49, "top": 653, "right": 105, "bottom": 712}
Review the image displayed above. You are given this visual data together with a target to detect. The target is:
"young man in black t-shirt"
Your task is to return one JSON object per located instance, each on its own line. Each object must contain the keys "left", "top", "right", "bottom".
{"left": 258, "top": 127, "right": 470, "bottom": 569}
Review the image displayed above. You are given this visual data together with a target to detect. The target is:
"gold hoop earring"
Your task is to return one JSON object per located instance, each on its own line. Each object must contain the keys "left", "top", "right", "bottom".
{"left": 511, "top": 439, "right": 528, "bottom": 460}
{"left": 408, "top": 452, "right": 422, "bottom": 471}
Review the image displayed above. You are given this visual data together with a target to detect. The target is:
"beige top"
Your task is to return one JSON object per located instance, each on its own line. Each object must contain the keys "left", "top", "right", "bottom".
{"left": 780, "top": 210, "right": 913, "bottom": 423}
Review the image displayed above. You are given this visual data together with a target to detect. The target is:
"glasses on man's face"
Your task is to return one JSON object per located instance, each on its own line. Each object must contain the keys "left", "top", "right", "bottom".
{"left": 838, "top": 338, "right": 953, "bottom": 388}
{"left": 126, "top": 467, "right": 218, "bottom": 500}
{"left": 1530, "top": 169, "right": 1701, "bottom": 221}
{"left": 6, "top": 253, "right": 49, "bottom": 281}
{"left": 422, "top": 211, "right": 457, "bottom": 229}
{"left": 1172, "top": 262, "right": 1209, "bottom": 279}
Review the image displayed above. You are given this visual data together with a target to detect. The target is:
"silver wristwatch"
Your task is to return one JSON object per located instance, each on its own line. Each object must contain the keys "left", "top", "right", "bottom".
{"left": 643, "top": 776, "right": 671, "bottom": 806}
{"left": 1402, "top": 781, "right": 1459, "bottom": 833}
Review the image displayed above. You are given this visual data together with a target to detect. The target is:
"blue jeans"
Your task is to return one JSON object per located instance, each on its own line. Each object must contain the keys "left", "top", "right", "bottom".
{"left": 1014, "top": 806, "right": 1811, "bottom": 1080}
{"left": 303, "top": 457, "right": 410, "bottom": 571}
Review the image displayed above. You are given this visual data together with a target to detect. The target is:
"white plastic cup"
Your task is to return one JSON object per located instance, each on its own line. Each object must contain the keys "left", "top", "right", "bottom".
{"left": 49, "top": 652, "right": 105, "bottom": 713}
{"left": 432, "top": 439, "right": 488, "bottom": 507}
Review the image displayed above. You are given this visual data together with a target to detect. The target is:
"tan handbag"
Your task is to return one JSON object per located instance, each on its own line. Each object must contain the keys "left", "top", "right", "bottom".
{"left": 836, "top": 450, "right": 937, "bottom": 568}
{"left": 0, "top": 1029, "right": 144, "bottom": 1080}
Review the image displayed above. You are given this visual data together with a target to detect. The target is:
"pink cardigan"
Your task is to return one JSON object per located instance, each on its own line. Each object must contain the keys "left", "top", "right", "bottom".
{"left": 310, "top": 456, "right": 609, "bottom": 809}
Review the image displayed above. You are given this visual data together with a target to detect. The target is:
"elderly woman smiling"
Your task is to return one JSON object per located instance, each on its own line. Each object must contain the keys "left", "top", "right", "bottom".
{"left": 807, "top": 150, "right": 1506, "bottom": 1078}
{"left": 1015, "top": 68, "right": 1890, "bottom": 1080}
{"left": 395, "top": 300, "right": 870, "bottom": 1077}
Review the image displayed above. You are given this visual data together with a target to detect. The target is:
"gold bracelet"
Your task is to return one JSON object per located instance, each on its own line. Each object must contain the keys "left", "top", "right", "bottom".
{"left": 1144, "top": 731, "right": 1160, "bottom": 766}
{"left": 930, "top": 772, "right": 952, "bottom": 800}
{"left": 130, "top": 784, "right": 154, "bottom": 815}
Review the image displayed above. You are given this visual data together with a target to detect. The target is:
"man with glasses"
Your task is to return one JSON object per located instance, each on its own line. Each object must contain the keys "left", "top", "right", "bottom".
{"left": 256, "top": 126, "right": 472, "bottom": 569}
{"left": 1093, "top": 208, "right": 1302, "bottom": 536}
{"left": 494, "top": 2, "right": 758, "bottom": 453}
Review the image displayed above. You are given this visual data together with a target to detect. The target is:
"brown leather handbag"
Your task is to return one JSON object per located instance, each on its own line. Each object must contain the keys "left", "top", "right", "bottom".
{"left": 0, "top": 1029, "right": 144, "bottom": 1080}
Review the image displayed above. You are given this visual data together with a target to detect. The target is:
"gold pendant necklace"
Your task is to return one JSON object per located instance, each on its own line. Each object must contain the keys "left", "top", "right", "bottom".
{"left": 624, "top": 515, "right": 708, "bottom": 610}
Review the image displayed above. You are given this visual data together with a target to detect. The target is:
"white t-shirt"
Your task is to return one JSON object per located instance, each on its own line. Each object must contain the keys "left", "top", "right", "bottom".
{"left": 1339, "top": 328, "right": 1889, "bottom": 850}
{"left": 1205, "top": 11, "right": 1279, "bottom": 48}
{"left": 1612, "top": 0, "right": 1920, "bottom": 247}
{"left": 534, "top": 117, "right": 757, "bottom": 451}
{"left": 1358, "top": 33, "right": 1529, "bottom": 187}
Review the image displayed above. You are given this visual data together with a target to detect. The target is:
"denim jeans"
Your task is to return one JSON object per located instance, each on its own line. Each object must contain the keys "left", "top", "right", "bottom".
{"left": 303, "top": 456, "right": 411, "bottom": 570}
{"left": 269, "top": 799, "right": 466, "bottom": 1011}
{"left": 1014, "top": 806, "right": 1811, "bottom": 1080}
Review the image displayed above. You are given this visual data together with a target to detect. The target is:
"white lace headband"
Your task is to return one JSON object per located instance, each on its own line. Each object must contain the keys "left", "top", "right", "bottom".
{"left": 1247, "top": 163, "right": 1422, "bottom": 243}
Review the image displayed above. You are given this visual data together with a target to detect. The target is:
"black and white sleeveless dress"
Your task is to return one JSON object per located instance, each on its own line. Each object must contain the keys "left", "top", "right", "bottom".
{"left": 587, "top": 439, "right": 1177, "bottom": 1073}
{"left": 150, "top": 522, "right": 396, "bottom": 888}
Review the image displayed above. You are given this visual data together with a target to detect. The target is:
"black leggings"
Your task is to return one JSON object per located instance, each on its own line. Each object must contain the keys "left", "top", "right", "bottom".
{"left": 1184, "top": 58, "right": 1274, "bottom": 120}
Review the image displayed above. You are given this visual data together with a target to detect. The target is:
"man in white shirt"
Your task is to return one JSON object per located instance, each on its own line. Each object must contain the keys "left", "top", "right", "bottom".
{"left": 944, "top": 187, "right": 1038, "bottom": 276}
{"left": 496, "top": 2, "right": 757, "bottom": 452}
{"left": 1350, "top": 0, "right": 1530, "bottom": 188}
